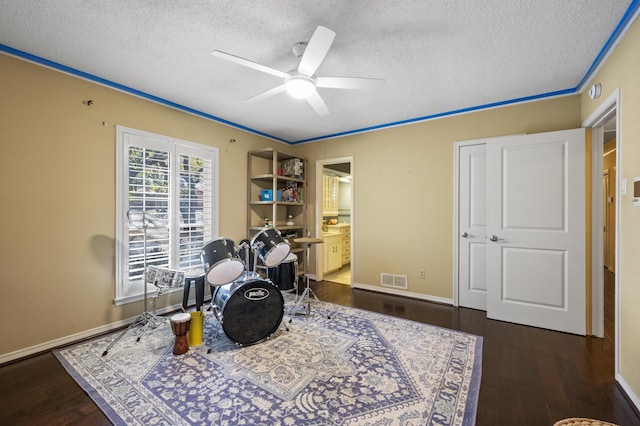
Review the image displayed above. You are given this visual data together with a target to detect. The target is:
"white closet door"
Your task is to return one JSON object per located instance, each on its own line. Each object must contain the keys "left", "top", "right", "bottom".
{"left": 486, "top": 128, "right": 586, "bottom": 335}
{"left": 458, "top": 143, "right": 488, "bottom": 311}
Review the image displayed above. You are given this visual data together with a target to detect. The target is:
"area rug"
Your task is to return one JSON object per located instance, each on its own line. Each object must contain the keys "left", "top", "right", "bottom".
{"left": 54, "top": 301, "right": 482, "bottom": 425}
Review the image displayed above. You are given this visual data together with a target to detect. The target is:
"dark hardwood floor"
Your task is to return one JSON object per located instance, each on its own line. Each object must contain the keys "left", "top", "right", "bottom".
{"left": 604, "top": 268, "right": 616, "bottom": 352}
{"left": 1, "top": 280, "right": 638, "bottom": 425}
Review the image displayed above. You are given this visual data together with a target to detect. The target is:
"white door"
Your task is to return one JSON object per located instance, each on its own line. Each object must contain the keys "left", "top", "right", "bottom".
{"left": 486, "top": 128, "right": 586, "bottom": 335}
{"left": 458, "top": 143, "right": 488, "bottom": 310}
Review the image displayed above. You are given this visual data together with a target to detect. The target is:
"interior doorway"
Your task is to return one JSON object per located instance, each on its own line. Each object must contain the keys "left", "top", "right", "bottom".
{"left": 316, "top": 158, "right": 353, "bottom": 286}
{"left": 602, "top": 117, "right": 617, "bottom": 351}
{"left": 584, "top": 88, "right": 619, "bottom": 373}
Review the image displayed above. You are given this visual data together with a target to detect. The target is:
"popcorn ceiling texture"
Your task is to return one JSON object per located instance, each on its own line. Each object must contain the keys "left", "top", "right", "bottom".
{"left": 0, "top": 0, "right": 632, "bottom": 142}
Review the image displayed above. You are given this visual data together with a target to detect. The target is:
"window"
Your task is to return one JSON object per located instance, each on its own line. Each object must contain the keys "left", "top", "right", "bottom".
{"left": 115, "top": 126, "right": 218, "bottom": 305}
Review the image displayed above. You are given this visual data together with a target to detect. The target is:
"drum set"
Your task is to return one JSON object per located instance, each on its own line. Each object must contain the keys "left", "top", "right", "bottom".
{"left": 103, "top": 224, "right": 319, "bottom": 356}
{"left": 201, "top": 227, "right": 302, "bottom": 347}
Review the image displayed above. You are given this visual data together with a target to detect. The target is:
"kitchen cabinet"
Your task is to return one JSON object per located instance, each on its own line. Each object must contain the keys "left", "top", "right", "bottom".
{"left": 328, "top": 224, "right": 350, "bottom": 266}
{"left": 323, "top": 233, "right": 342, "bottom": 273}
{"left": 322, "top": 174, "right": 339, "bottom": 216}
{"left": 341, "top": 226, "right": 350, "bottom": 265}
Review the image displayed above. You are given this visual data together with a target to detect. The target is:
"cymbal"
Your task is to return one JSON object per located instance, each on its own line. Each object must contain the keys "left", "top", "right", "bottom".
{"left": 293, "top": 237, "right": 324, "bottom": 244}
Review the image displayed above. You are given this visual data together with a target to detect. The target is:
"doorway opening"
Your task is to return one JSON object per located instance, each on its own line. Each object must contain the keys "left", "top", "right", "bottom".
{"left": 316, "top": 158, "right": 353, "bottom": 286}
{"left": 602, "top": 117, "right": 616, "bottom": 352}
{"left": 584, "top": 88, "right": 620, "bottom": 374}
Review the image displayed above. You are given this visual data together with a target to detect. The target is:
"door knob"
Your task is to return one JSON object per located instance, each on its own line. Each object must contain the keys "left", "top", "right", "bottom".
{"left": 489, "top": 235, "right": 499, "bottom": 242}
{"left": 461, "top": 232, "right": 469, "bottom": 238}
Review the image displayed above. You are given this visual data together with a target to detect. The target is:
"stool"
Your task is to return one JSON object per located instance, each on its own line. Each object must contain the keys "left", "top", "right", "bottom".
{"left": 182, "top": 272, "right": 206, "bottom": 311}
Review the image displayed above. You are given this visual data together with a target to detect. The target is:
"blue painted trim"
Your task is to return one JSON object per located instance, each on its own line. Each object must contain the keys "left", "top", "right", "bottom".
{"left": 0, "top": 43, "right": 289, "bottom": 144}
{"left": 576, "top": 0, "right": 640, "bottom": 90}
{"left": 291, "top": 88, "right": 576, "bottom": 144}
{"left": 2, "top": 0, "right": 638, "bottom": 145}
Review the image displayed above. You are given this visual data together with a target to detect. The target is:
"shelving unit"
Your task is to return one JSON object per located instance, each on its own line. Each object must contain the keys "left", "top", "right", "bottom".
{"left": 247, "top": 148, "right": 307, "bottom": 275}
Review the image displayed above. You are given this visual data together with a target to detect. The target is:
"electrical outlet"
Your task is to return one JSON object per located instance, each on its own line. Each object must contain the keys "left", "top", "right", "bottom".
{"left": 419, "top": 269, "right": 425, "bottom": 279}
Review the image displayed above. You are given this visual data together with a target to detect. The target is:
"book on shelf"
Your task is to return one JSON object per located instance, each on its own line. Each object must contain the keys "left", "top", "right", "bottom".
{"left": 281, "top": 158, "right": 303, "bottom": 178}
{"left": 280, "top": 181, "right": 300, "bottom": 202}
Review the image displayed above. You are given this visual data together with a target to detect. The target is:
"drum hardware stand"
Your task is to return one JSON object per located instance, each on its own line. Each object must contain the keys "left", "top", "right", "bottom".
{"left": 248, "top": 237, "right": 290, "bottom": 333}
{"left": 288, "top": 234, "right": 330, "bottom": 322}
{"left": 247, "top": 239, "right": 292, "bottom": 334}
{"left": 103, "top": 211, "right": 168, "bottom": 356}
{"left": 206, "top": 304, "right": 223, "bottom": 354}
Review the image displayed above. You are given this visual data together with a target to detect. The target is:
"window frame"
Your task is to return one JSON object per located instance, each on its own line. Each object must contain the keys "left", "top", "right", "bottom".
{"left": 115, "top": 126, "right": 219, "bottom": 305}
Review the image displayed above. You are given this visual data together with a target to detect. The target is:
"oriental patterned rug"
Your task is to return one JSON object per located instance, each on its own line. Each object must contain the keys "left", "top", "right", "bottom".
{"left": 54, "top": 302, "right": 482, "bottom": 425}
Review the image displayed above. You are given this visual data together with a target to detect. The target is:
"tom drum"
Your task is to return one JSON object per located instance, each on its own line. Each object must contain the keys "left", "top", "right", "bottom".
{"left": 201, "top": 238, "right": 245, "bottom": 286}
{"left": 250, "top": 228, "right": 290, "bottom": 268}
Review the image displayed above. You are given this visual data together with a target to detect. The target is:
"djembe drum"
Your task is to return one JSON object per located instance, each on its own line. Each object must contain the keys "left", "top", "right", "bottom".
{"left": 170, "top": 312, "right": 191, "bottom": 355}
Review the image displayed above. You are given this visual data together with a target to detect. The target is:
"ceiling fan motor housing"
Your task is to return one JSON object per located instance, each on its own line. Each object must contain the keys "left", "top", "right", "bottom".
{"left": 285, "top": 73, "right": 316, "bottom": 98}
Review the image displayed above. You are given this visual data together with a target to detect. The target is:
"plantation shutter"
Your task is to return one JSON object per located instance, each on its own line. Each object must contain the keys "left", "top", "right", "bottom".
{"left": 117, "top": 127, "right": 218, "bottom": 303}
{"left": 176, "top": 145, "right": 214, "bottom": 272}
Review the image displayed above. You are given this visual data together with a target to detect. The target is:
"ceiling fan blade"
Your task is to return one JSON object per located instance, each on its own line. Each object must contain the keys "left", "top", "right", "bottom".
{"left": 212, "top": 50, "right": 289, "bottom": 79}
{"left": 306, "top": 91, "right": 330, "bottom": 116}
{"left": 297, "top": 26, "right": 335, "bottom": 76}
{"left": 316, "top": 76, "right": 385, "bottom": 90}
{"left": 245, "top": 84, "right": 287, "bottom": 103}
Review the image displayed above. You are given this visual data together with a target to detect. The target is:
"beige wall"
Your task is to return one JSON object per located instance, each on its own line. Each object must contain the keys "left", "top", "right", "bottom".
{"left": 0, "top": 53, "right": 582, "bottom": 358}
{"left": 0, "top": 54, "right": 286, "bottom": 356}
{"left": 580, "top": 15, "right": 640, "bottom": 402}
{"left": 296, "top": 97, "right": 582, "bottom": 298}
{"left": 1, "top": 16, "right": 638, "bottom": 405}
{"left": 0, "top": 53, "right": 581, "bottom": 359}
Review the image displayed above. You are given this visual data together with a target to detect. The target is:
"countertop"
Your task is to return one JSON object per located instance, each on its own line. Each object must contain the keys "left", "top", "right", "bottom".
{"left": 323, "top": 223, "right": 350, "bottom": 237}
{"left": 327, "top": 223, "right": 350, "bottom": 228}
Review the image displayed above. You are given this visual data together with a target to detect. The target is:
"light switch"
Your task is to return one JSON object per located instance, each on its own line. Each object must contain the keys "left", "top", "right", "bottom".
{"left": 621, "top": 178, "right": 627, "bottom": 196}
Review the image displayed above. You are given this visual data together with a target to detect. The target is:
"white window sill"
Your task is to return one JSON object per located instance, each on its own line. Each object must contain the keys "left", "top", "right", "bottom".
{"left": 114, "top": 285, "right": 183, "bottom": 307}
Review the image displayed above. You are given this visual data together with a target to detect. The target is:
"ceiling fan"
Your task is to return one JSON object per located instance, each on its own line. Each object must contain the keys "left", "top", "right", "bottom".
{"left": 212, "top": 26, "right": 384, "bottom": 116}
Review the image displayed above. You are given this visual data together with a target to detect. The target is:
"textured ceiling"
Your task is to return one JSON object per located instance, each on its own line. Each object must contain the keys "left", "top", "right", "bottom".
{"left": 0, "top": 1, "right": 637, "bottom": 143}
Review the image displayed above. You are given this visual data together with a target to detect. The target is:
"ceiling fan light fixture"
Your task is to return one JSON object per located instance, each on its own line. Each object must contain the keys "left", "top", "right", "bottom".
{"left": 285, "top": 75, "right": 316, "bottom": 99}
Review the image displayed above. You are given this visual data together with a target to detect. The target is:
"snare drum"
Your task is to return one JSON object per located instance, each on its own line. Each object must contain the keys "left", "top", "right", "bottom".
{"left": 146, "top": 266, "right": 185, "bottom": 291}
{"left": 201, "top": 238, "right": 245, "bottom": 286}
{"left": 212, "top": 278, "right": 284, "bottom": 346}
{"left": 250, "top": 228, "right": 290, "bottom": 268}
{"left": 170, "top": 312, "right": 191, "bottom": 355}
{"left": 267, "top": 253, "right": 298, "bottom": 291}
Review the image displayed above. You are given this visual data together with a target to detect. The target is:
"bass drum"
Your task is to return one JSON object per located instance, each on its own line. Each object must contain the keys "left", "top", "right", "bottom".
{"left": 212, "top": 278, "right": 284, "bottom": 346}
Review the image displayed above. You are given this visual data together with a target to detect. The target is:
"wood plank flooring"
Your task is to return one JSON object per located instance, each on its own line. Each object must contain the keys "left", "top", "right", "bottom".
{"left": 1, "top": 280, "right": 638, "bottom": 425}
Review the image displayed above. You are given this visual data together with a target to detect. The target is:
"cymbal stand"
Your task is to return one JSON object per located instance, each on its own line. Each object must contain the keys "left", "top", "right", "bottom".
{"left": 103, "top": 214, "right": 166, "bottom": 356}
{"left": 288, "top": 239, "right": 330, "bottom": 322}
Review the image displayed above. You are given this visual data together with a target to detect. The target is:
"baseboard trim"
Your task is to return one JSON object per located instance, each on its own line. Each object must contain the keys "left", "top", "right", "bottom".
{"left": 617, "top": 372, "right": 640, "bottom": 415}
{"left": 3, "top": 287, "right": 451, "bottom": 364}
{"left": 0, "top": 303, "right": 185, "bottom": 365}
{"left": 352, "top": 282, "right": 453, "bottom": 305}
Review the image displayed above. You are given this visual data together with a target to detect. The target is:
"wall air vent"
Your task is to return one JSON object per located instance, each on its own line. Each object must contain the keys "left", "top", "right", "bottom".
{"left": 381, "top": 273, "right": 408, "bottom": 289}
